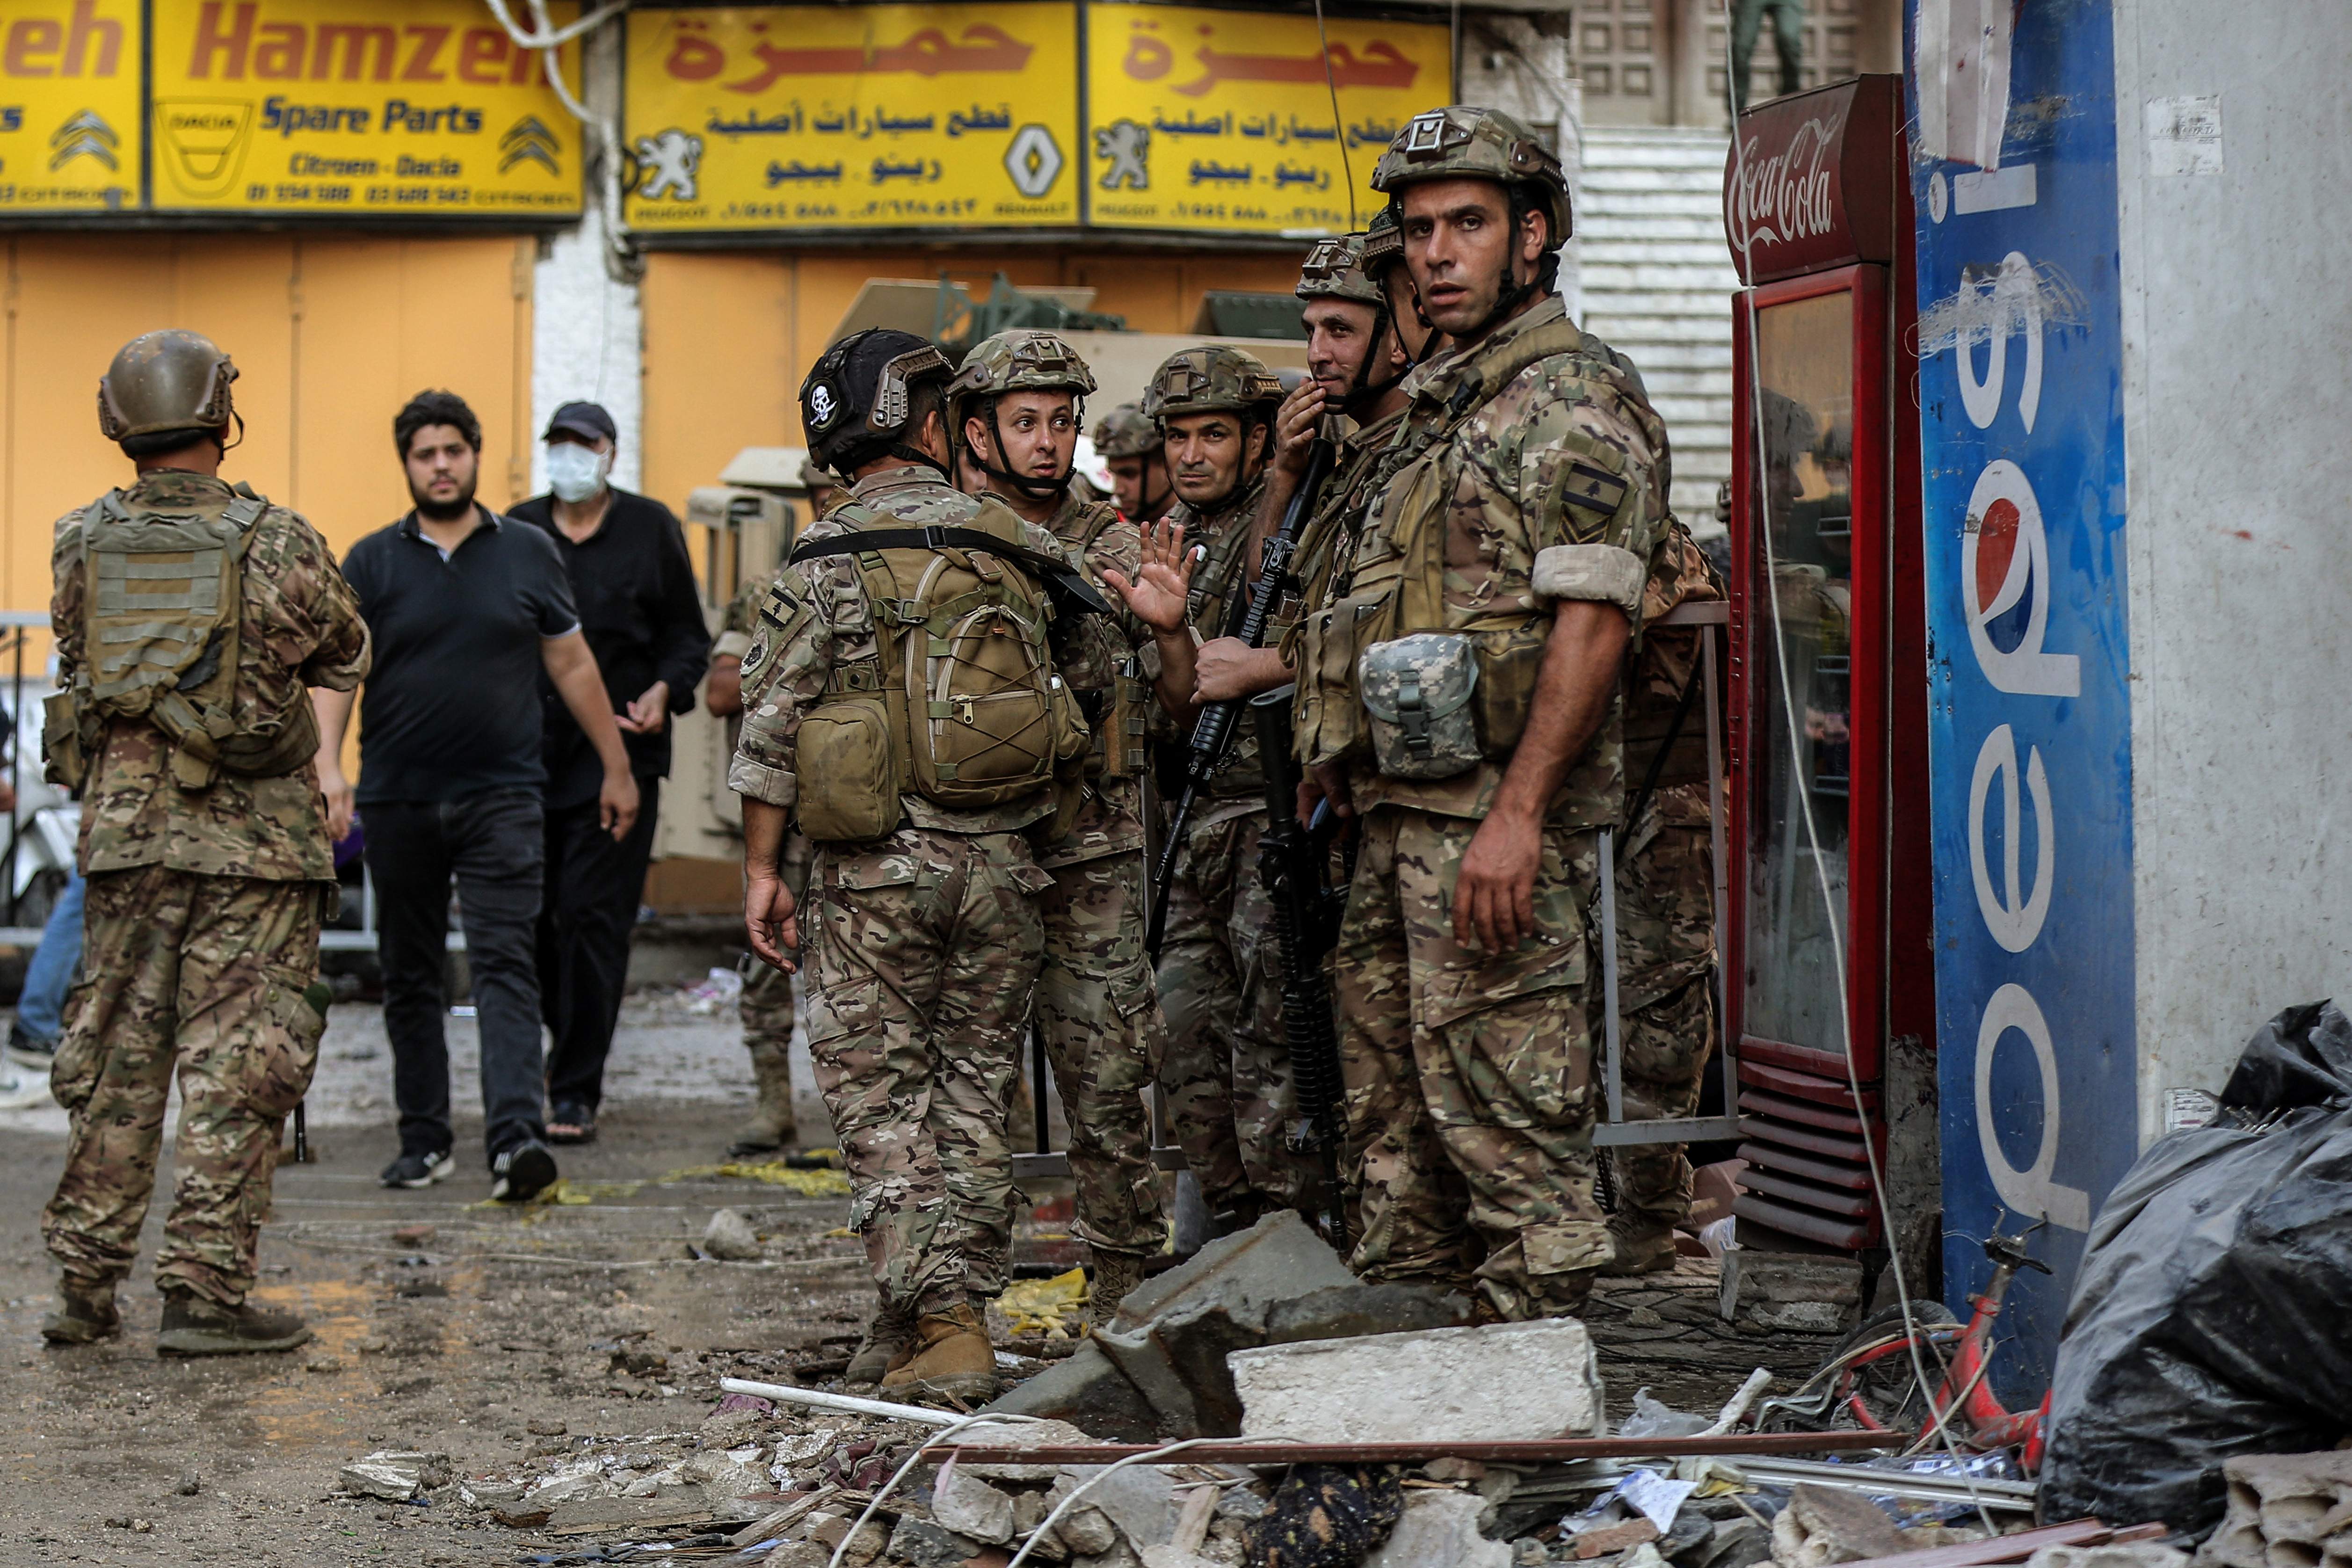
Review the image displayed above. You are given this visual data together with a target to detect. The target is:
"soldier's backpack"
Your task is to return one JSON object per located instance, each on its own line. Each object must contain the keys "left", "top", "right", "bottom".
{"left": 784, "top": 494, "right": 1089, "bottom": 842}
{"left": 45, "top": 482, "right": 319, "bottom": 792}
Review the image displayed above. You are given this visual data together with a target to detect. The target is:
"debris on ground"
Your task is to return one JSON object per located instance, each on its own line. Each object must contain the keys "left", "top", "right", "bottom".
{"left": 998, "top": 1265, "right": 1092, "bottom": 1340}
{"left": 1229, "top": 1317, "right": 1603, "bottom": 1442}
{"left": 338, "top": 1448, "right": 453, "bottom": 1501}
{"left": 2198, "top": 1452, "right": 2352, "bottom": 1568}
{"left": 700, "top": 1207, "right": 765, "bottom": 1261}
{"left": 2044, "top": 1001, "right": 2352, "bottom": 1537}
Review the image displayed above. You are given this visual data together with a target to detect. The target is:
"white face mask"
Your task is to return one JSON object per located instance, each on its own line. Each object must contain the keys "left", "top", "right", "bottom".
{"left": 545, "top": 441, "right": 611, "bottom": 504}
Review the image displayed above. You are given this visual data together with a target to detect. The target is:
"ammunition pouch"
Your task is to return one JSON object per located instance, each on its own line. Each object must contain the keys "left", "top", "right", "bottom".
{"left": 41, "top": 686, "right": 94, "bottom": 794}
{"left": 1358, "top": 633, "right": 1480, "bottom": 779}
{"left": 796, "top": 690, "right": 906, "bottom": 843}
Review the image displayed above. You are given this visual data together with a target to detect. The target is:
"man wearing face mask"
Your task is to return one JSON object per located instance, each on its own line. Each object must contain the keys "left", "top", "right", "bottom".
{"left": 509, "top": 401, "right": 711, "bottom": 1145}
{"left": 322, "top": 391, "right": 640, "bottom": 1203}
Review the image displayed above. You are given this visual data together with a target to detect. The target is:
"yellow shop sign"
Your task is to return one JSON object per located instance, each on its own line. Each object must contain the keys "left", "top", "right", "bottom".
{"left": 149, "top": 0, "right": 582, "bottom": 216}
{"left": 0, "top": 0, "right": 141, "bottom": 215}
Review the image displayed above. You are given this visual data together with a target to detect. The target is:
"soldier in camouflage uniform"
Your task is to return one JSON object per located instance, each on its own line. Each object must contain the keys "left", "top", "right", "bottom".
{"left": 708, "top": 573, "right": 816, "bottom": 1157}
{"left": 1604, "top": 520, "right": 1724, "bottom": 1272}
{"left": 732, "top": 329, "right": 1118, "bottom": 1402}
{"left": 39, "top": 331, "right": 370, "bottom": 1354}
{"left": 1092, "top": 403, "right": 1173, "bottom": 525}
{"left": 1292, "top": 108, "right": 1675, "bottom": 1321}
{"left": 1112, "top": 345, "right": 1321, "bottom": 1233}
{"left": 950, "top": 330, "right": 1166, "bottom": 1321}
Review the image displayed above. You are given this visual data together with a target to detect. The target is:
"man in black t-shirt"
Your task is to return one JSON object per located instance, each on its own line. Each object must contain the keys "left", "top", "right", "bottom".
{"left": 509, "top": 400, "right": 710, "bottom": 1144}
{"left": 316, "top": 390, "right": 639, "bottom": 1202}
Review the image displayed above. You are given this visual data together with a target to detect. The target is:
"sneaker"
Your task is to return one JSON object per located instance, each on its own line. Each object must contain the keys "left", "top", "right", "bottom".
{"left": 156, "top": 1288, "right": 311, "bottom": 1357}
{"left": 5, "top": 1022, "right": 57, "bottom": 1072}
{"left": 843, "top": 1300, "right": 918, "bottom": 1385}
{"left": 490, "top": 1139, "right": 559, "bottom": 1204}
{"left": 379, "top": 1149, "right": 454, "bottom": 1190}
{"left": 40, "top": 1279, "right": 120, "bottom": 1345}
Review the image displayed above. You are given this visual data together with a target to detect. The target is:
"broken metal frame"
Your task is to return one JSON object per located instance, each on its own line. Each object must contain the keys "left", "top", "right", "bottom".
{"left": 1597, "top": 598, "right": 1738, "bottom": 1150}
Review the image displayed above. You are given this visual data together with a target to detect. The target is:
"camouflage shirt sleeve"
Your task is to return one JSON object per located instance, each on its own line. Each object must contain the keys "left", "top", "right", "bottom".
{"left": 1023, "top": 519, "right": 1123, "bottom": 699}
{"left": 712, "top": 576, "right": 766, "bottom": 661}
{"left": 1499, "top": 364, "right": 1670, "bottom": 625}
{"left": 50, "top": 507, "right": 88, "bottom": 690}
{"left": 249, "top": 509, "right": 371, "bottom": 691}
{"left": 725, "top": 557, "right": 842, "bottom": 812}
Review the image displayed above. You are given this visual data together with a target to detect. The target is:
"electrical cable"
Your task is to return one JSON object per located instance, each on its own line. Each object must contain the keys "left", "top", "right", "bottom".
{"left": 1311, "top": 0, "right": 1358, "bottom": 229}
{"left": 1714, "top": 10, "right": 2002, "bottom": 1531}
{"left": 482, "top": 0, "right": 637, "bottom": 276}
{"left": 824, "top": 1412, "right": 1047, "bottom": 1568}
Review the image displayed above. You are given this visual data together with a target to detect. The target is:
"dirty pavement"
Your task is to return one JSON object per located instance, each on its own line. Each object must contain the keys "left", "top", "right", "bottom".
{"left": 6, "top": 988, "right": 2347, "bottom": 1567}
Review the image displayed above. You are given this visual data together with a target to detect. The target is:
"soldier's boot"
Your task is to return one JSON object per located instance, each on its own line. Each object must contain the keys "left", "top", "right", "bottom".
{"left": 1085, "top": 1250, "right": 1150, "bottom": 1329}
{"left": 1600, "top": 1212, "right": 1682, "bottom": 1277}
{"left": 880, "top": 1302, "right": 998, "bottom": 1404}
{"left": 728, "top": 1039, "right": 798, "bottom": 1158}
{"left": 40, "top": 1278, "right": 121, "bottom": 1345}
{"left": 156, "top": 1288, "right": 313, "bottom": 1357}
{"left": 842, "top": 1300, "right": 919, "bottom": 1385}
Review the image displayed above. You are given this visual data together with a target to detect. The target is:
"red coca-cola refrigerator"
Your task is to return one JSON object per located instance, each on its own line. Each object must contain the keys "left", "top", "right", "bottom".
{"left": 1719, "top": 75, "right": 1935, "bottom": 1263}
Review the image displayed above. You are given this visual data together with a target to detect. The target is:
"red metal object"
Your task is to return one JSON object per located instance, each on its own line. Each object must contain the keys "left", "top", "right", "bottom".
{"left": 938, "top": 1429, "right": 1911, "bottom": 1467}
{"left": 1724, "top": 75, "right": 1903, "bottom": 284}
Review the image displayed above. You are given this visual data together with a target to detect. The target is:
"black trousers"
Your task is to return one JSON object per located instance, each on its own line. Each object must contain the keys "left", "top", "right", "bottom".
{"left": 363, "top": 788, "right": 548, "bottom": 1165}
{"left": 538, "top": 776, "right": 660, "bottom": 1115}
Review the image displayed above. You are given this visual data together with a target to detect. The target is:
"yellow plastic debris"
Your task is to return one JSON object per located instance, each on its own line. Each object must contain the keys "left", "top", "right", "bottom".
{"left": 660, "top": 1160, "right": 852, "bottom": 1198}
{"left": 997, "top": 1266, "right": 1090, "bottom": 1339}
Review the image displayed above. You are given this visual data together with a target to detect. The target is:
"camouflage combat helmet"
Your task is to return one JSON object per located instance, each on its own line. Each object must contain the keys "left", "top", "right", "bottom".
{"left": 98, "top": 329, "right": 238, "bottom": 444}
{"left": 1142, "top": 345, "right": 1284, "bottom": 428}
{"left": 799, "top": 327, "right": 954, "bottom": 474}
{"left": 1372, "top": 105, "right": 1572, "bottom": 248}
{"left": 1091, "top": 401, "right": 1158, "bottom": 459}
{"left": 949, "top": 329, "right": 1096, "bottom": 499}
{"left": 1360, "top": 206, "right": 1405, "bottom": 280}
{"left": 1295, "top": 232, "right": 1383, "bottom": 306}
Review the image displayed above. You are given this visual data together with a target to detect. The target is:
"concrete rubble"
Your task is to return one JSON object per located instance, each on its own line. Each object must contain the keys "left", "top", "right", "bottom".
{"left": 2198, "top": 1453, "right": 2352, "bottom": 1568}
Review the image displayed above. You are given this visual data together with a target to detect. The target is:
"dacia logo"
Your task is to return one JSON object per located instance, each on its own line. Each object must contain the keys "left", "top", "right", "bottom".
{"left": 807, "top": 383, "right": 838, "bottom": 429}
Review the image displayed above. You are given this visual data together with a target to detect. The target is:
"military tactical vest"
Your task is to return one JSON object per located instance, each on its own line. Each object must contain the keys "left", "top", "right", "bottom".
{"left": 47, "top": 481, "right": 319, "bottom": 793}
{"left": 786, "top": 494, "right": 1089, "bottom": 842}
{"left": 1296, "top": 310, "right": 1613, "bottom": 773}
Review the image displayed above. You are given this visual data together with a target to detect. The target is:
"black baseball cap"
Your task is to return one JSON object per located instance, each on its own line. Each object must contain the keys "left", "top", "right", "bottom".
{"left": 544, "top": 400, "right": 617, "bottom": 445}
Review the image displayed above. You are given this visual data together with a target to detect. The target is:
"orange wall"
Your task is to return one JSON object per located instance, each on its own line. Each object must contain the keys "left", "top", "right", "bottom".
{"left": 639, "top": 246, "right": 1300, "bottom": 513}
{"left": 0, "top": 232, "right": 534, "bottom": 623}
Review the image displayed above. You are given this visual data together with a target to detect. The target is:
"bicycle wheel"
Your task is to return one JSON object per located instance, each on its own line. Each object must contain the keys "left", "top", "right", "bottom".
{"left": 1825, "top": 1299, "right": 1961, "bottom": 1432}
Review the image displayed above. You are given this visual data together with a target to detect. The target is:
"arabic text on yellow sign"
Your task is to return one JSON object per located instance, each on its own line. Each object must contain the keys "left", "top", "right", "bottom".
{"left": 0, "top": 0, "right": 141, "bottom": 214}
{"left": 1083, "top": 1, "right": 1448, "bottom": 235}
{"left": 148, "top": 0, "right": 581, "bottom": 216}
{"left": 623, "top": 4, "right": 1081, "bottom": 232}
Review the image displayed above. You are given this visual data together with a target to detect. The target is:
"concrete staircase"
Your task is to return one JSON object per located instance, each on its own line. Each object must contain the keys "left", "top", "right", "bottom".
{"left": 1575, "top": 126, "right": 1741, "bottom": 535}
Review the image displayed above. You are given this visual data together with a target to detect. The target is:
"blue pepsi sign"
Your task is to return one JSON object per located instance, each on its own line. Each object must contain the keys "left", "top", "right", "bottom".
{"left": 1908, "top": 0, "right": 2135, "bottom": 1395}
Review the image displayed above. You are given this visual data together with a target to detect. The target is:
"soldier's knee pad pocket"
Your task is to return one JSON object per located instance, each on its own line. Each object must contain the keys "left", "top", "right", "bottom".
{"left": 241, "top": 965, "right": 328, "bottom": 1118}
{"left": 1523, "top": 1216, "right": 1612, "bottom": 1277}
{"left": 49, "top": 1021, "right": 102, "bottom": 1115}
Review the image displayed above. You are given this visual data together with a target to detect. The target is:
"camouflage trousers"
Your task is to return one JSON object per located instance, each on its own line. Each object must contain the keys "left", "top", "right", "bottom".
{"left": 1610, "top": 809, "right": 1718, "bottom": 1227}
{"left": 44, "top": 866, "right": 326, "bottom": 1307}
{"left": 738, "top": 832, "right": 813, "bottom": 1145}
{"left": 1336, "top": 807, "right": 1606, "bottom": 1321}
{"left": 1156, "top": 805, "right": 1321, "bottom": 1224}
{"left": 803, "top": 825, "right": 1047, "bottom": 1317}
{"left": 1038, "top": 849, "right": 1166, "bottom": 1257}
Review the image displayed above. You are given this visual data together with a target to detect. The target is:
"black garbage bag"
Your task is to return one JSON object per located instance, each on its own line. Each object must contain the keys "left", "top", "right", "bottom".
{"left": 2042, "top": 1000, "right": 2352, "bottom": 1537}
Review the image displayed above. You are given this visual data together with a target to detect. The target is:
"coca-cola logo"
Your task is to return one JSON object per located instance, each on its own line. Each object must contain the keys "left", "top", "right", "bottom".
{"left": 1732, "top": 109, "right": 1844, "bottom": 250}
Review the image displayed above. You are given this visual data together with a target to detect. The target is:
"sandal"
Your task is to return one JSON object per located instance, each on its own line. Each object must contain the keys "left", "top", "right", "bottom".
{"left": 545, "top": 1103, "right": 598, "bottom": 1145}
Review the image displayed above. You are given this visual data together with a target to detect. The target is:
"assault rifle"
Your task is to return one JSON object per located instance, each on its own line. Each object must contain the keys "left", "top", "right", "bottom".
{"left": 1144, "top": 434, "right": 1337, "bottom": 958}
{"left": 1251, "top": 686, "right": 1351, "bottom": 1249}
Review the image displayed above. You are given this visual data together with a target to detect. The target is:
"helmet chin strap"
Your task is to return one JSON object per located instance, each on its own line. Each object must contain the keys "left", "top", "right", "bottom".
{"left": 886, "top": 441, "right": 951, "bottom": 480}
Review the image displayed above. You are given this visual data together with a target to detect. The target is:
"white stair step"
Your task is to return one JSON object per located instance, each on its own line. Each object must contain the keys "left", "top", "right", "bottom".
{"left": 1579, "top": 234, "right": 1738, "bottom": 262}
{"left": 1582, "top": 289, "right": 1738, "bottom": 319}
{"left": 1583, "top": 261, "right": 1741, "bottom": 292}
{"left": 1580, "top": 315, "right": 1733, "bottom": 343}
{"left": 1581, "top": 165, "right": 1728, "bottom": 194}
{"left": 1578, "top": 190, "right": 1735, "bottom": 218}
{"left": 1581, "top": 142, "right": 1732, "bottom": 171}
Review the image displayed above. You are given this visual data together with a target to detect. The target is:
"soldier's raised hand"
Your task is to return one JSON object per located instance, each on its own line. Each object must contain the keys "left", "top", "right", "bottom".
{"left": 1270, "top": 378, "right": 1327, "bottom": 488}
{"left": 1101, "top": 517, "right": 1195, "bottom": 635}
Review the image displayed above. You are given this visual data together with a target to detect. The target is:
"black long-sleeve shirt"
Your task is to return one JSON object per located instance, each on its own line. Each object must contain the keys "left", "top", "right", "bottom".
{"left": 511, "top": 488, "right": 711, "bottom": 810}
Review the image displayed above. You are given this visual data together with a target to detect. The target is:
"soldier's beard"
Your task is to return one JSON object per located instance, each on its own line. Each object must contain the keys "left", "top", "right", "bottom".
{"left": 410, "top": 472, "right": 479, "bottom": 522}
